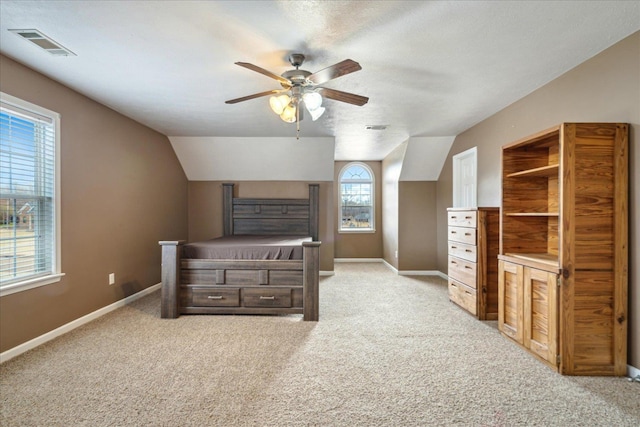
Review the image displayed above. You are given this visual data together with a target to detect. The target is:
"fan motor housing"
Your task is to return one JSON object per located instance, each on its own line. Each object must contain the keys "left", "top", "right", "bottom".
{"left": 281, "top": 69, "right": 312, "bottom": 87}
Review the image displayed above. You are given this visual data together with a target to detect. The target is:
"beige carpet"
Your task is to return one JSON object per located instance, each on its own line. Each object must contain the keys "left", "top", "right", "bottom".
{"left": 1, "top": 262, "right": 639, "bottom": 426}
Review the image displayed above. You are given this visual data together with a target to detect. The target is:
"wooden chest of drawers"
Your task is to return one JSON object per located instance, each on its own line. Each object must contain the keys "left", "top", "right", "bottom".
{"left": 447, "top": 207, "right": 499, "bottom": 320}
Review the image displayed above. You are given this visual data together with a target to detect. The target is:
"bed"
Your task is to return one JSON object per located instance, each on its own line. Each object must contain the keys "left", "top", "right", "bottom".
{"left": 159, "top": 183, "right": 321, "bottom": 321}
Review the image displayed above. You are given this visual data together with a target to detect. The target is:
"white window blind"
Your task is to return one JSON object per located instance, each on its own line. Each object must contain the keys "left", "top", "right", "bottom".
{"left": 0, "top": 93, "right": 62, "bottom": 294}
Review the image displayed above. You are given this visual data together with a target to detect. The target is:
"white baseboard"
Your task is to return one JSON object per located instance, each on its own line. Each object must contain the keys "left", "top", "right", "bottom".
{"left": 382, "top": 259, "right": 398, "bottom": 273}
{"left": 628, "top": 364, "right": 640, "bottom": 380}
{"left": 320, "top": 271, "right": 335, "bottom": 276}
{"left": 399, "top": 270, "right": 448, "bottom": 279}
{"left": 381, "top": 259, "right": 447, "bottom": 279}
{"left": 0, "top": 283, "right": 161, "bottom": 364}
{"left": 334, "top": 258, "right": 384, "bottom": 263}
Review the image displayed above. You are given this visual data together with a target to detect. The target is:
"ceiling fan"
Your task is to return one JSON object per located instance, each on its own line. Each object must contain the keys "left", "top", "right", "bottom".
{"left": 225, "top": 53, "right": 369, "bottom": 138}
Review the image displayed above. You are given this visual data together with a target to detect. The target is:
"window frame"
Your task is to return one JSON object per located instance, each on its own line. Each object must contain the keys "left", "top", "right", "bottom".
{"left": 338, "top": 162, "right": 375, "bottom": 233}
{"left": 0, "top": 92, "right": 63, "bottom": 297}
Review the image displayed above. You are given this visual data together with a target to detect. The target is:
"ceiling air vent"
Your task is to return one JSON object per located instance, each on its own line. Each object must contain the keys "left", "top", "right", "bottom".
{"left": 8, "top": 29, "right": 76, "bottom": 56}
{"left": 365, "top": 125, "right": 388, "bottom": 131}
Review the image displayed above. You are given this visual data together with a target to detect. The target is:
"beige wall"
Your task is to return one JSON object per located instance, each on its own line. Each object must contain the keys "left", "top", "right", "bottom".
{"left": 381, "top": 143, "right": 406, "bottom": 269}
{"left": 0, "top": 55, "right": 188, "bottom": 353}
{"left": 187, "top": 181, "right": 334, "bottom": 271}
{"left": 398, "top": 181, "right": 438, "bottom": 271}
{"left": 381, "top": 143, "right": 439, "bottom": 271}
{"left": 436, "top": 32, "right": 640, "bottom": 369}
{"left": 333, "top": 161, "right": 383, "bottom": 259}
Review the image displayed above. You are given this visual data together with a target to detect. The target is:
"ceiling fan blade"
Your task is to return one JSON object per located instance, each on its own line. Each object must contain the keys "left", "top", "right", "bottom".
{"left": 317, "top": 87, "right": 369, "bottom": 106}
{"left": 307, "top": 59, "right": 362, "bottom": 85}
{"left": 225, "top": 89, "right": 287, "bottom": 104}
{"left": 235, "top": 62, "right": 292, "bottom": 86}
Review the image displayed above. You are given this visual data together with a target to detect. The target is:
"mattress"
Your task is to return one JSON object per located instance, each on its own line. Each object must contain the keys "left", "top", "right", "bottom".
{"left": 182, "top": 235, "right": 312, "bottom": 260}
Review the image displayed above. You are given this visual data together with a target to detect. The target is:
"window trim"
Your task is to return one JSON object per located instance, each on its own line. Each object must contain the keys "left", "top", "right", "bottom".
{"left": 0, "top": 92, "right": 64, "bottom": 297}
{"left": 338, "top": 162, "right": 375, "bottom": 234}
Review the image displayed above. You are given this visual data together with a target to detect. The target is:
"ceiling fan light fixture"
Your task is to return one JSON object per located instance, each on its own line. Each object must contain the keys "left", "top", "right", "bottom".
{"left": 302, "top": 91, "right": 322, "bottom": 110}
{"left": 269, "top": 94, "right": 290, "bottom": 115}
{"left": 280, "top": 103, "right": 297, "bottom": 123}
{"left": 302, "top": 91, "right": 324, "bottom": 121}
{"left": 307, "top": 106, "right": 325, "bottom": 121}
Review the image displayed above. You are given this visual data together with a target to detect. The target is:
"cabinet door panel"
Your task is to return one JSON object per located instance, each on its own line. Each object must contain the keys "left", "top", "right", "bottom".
{"left": 498, "top": 261, "right": 523, "bottom": 344}
{"left": 524, "top": 267, "right": 558, "bottom": 366}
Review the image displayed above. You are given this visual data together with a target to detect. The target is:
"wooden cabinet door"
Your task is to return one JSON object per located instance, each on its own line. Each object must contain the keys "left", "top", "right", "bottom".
{"left": 523, "top": 267, "right": 558, "bottom": 366}
{"left": 498, "top": 261, "right": 523, "bottom": 344}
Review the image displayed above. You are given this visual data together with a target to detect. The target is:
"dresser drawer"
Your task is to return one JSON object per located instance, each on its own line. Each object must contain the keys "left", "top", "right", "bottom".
{"left": 448, "top": 226, "right": 477, "bottom": 245}
{"left": 243, "top": 288, "right": 292, "bottom": 308}
{"left": 448, "top": 255, "right": 477, "bottom": 289}
{"left": 191, "top": 287, "right": 240, "bottom": 307}
{"left": 447, "top": 210, "right": 477, "bottom": 227}
{"left": 448, "top": 241, "right": 477, "bottom": 262}
{"left": 448, "top": 279, "right": 477, "bottom": 315}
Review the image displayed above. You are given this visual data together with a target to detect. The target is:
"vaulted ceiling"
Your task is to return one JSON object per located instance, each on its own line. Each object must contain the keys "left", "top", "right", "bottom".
{"left": 1, "top": 1, "right": 638, "bottom": 160}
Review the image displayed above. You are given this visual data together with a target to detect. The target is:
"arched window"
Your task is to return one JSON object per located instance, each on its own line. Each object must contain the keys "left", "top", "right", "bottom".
{"left": 339, "top": 162, "right": 374, "bottom": 232}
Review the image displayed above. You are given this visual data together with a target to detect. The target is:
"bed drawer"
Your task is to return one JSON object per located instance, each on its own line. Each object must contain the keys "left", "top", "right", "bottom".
{"left": 191, "top": 287, "right": 240, "bottom": 307}
{"left": 448, "top": 255, "right": 477, "bottom": 289}
{"left": 243, "top": 288, "right": 292, "bottom": 308}
{"left": 447, "top": 210, "right": 477, "bottom": 227}
{"left": 448, "top": 279, "right": 477, "bottom": 316}
{"left": 448, "top": 226, "right": 477, "bottom": 245}
{"left": 448, "top": 241, "right": 477, "bottom": 262}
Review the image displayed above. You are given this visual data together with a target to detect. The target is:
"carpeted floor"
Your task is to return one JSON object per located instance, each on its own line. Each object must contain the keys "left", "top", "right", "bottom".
{"left": 1, "top": 262, "right": 639, "bottom": 426}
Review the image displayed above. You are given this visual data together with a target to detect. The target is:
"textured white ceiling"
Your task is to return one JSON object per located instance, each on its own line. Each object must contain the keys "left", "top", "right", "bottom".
{"left": 1, "top": 1, "right": 638, "bottom": 160}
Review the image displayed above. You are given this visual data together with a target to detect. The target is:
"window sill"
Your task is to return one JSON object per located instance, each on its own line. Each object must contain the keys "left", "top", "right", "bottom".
{"left": 338, "top": 229, "right": 376, "bottom": 234}
{"left": 0, "top": 273, "right": 65, "bottom": 297}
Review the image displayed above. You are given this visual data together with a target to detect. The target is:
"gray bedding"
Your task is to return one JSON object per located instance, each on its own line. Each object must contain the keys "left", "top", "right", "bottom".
{"left": 182, "top": 235, "right": 312, "bottom": 260}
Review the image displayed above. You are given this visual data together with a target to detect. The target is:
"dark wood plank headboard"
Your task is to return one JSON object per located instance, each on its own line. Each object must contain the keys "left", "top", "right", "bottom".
{"left": 222, "top": 183, "right": 319, "bottom": 241}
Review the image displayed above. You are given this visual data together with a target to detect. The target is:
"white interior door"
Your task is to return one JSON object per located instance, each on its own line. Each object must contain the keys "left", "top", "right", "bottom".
{"left": 453, "top": 147, "right": 477, "bottom": 208}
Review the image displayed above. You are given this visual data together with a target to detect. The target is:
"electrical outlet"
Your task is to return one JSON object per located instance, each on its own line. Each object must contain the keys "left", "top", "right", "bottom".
{"left": 108, "top": 273, "right": 115, "bottom": 285}
{"left": 395, "top": 250, "right": 398, "bottom": 258}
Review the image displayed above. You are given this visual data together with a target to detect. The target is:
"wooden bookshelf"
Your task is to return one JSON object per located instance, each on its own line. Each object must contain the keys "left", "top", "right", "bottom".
{"left": 498, "top": 123, "right": 628, "bottom": 376}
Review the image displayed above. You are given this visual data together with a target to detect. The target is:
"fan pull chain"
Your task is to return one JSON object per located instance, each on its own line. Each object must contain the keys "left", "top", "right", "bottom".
{"left": 296, "top": 103, "right": 300, "bottom": 140}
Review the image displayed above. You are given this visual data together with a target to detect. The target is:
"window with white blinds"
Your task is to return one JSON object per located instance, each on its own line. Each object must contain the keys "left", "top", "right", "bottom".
{"left": 0, "top": 93, "right": 62, "bottom": 295}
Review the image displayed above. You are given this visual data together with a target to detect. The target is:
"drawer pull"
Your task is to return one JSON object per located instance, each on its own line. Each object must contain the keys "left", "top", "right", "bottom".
{"left": 464, "top": 266, "right": 473, "bottom": 269}
{"left": 465, "top": 249, "right": 472, "bottom": 252}
{"left": 451, "top": 245, "right": 457, "bottom": 249}
{"left": 259, "top": 296, "right": 276, "bottom": 300}
{"left": 465, "top": 291, "right": 472, "bottom": 295}
{"left": 450, "top": 260, "right": 457, "bottom": 265}
{"left": 465, "top": 232, "right": 472, "bottom": 236}
{"left": 465, "top": 216, "right": 472, "bottom": 219}
{"left": 451, "top": 231, "right": 457, "bottom": 234}
{"left": 450, "top": 215, "right": 457, "bottom": 219}
{"left": 207, "top": 295, "right": 223, "bottom": 300}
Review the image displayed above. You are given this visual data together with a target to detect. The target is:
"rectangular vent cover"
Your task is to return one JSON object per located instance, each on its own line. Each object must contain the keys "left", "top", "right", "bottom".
{"left": 9, "top": 29, "right": 76, "bottom": 56}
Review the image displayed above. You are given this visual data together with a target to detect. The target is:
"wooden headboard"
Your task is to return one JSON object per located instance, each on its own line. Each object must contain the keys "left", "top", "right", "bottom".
{"left": 222, "top": 183, "right": 319, "bottom": 241}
